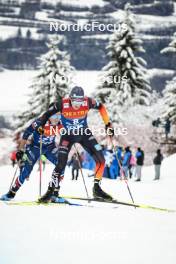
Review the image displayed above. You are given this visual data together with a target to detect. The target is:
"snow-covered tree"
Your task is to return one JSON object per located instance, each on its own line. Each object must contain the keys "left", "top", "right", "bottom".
{"left": 162, "top": 78, "right": 176, "bottom": 124}
{"left": 96, "top": 3, "right": 151, "bottom": 115}
{"left": 161, "top": 32, "right": 176, "bottom": 54}
{"left": 17, "top": 36, "right": 74, "bottom": 130}
{"left": 161, "top": 34, "right": 176, "bottom": 124}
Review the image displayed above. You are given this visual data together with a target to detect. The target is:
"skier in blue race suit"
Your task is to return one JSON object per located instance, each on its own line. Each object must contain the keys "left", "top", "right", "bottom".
{"left": 1, "top": 113, "right": 62, "bottom": 201}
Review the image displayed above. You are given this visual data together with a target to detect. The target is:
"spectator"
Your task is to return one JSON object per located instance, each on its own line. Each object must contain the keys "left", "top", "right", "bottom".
{"left": 109, "top": 153, "right": 118, "bottom": 179}
{"left": 152, "top": 118, "right": 161, "bottom": 128}
{"left": 10, "top": 151, "right": 17, "bottom": 167}
{"left": 104, "top": 148, "right": 114, "bottom": 178}
{"left": 122, "top": 146, "right": 131, "bottom": 179}
{"left": 70, "top": 153, "right": 81, "bottom": 180}
{"left": 164, "top": 118, "right": 171, "bottom": 139}
{"left": 116, "top": 146, "right": 122, "bottom": 177}
{"left": 153, "top": 149, "right": 163, "bottom": 180}
{"left": 135, "top": 147, "right": 144, "bottom": 181}
{"left": 129, "top": 153, "right": 136, "bottom": 179}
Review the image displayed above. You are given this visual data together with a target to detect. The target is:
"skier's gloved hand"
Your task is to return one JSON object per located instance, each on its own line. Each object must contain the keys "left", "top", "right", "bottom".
{"left": 16, "top": 150, "right": 24, "bottom": 161}
{"left": 37, "top": 126, "right": 45, "bottom": 135}
{"left": 105, "top": 122, "right": 114, "bottom": 137}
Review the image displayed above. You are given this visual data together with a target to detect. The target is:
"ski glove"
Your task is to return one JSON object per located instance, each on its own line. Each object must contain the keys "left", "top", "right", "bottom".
{"left": 37, "top": 126, "right": 45, "bottom": 135}
{"left": 16, "top": 150, "right": 24, "bottom": 161}
{"left": 105, "top": 122, "right": 114, "bottom": 137}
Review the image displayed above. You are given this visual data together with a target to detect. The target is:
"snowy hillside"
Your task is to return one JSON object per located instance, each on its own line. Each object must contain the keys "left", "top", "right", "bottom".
{"left": 43, "top": 0, "right": 107, "bottom": 8}
{"left": 0, "top": 0, "right": 175, "bottom": 73}
{"left": 0, "top": 154, "right": 176, "bottom": 264}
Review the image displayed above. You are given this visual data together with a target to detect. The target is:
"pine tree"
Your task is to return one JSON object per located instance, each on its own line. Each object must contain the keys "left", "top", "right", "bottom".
{"left": 161, "top": 33, "right": 176, "bottom": 124}
{"left": 96, "top": 4, "right": 151, "bottom": 114}
{"left": 161, "top": 32, "right": 176, "bottom": 54}
{"left": 162, "top": 78, "right": 176, "bottom": 124}
{"left": 17, "top": 36, "right": 74, "bottom": 131}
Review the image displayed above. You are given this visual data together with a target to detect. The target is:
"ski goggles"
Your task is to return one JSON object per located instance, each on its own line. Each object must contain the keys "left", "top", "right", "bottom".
{"left": 49, "top": 114, "right": 61, "bottom": 124}
{"left": 71, "top": 98, "right": 84, "bottom": 107}
{"left": 50, "top": 113, "right": 61, "bottom": 120}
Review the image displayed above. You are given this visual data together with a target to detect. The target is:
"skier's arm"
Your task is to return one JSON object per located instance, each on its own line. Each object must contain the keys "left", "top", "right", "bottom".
{"left": 19, "top": 122, "right": 36, "bottom": 150}
{"left": 88, "top": 97, "right": 114, "bottom": 136}
{"left": 16, "top": 122, "right": 36, "bottom": 160}
{"left": 36, "top": 99, "right": 62, "bottom": 130}
{"left": 88, "top": 97, "right": 110, "bottom": 125}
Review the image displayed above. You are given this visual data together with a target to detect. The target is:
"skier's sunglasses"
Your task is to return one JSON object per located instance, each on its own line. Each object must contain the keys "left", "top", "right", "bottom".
{"left": 50, "top": 114, "right": 60, "bottom": 120}
{"left": 71, "top": 98, "right": 84, "bottom": 107}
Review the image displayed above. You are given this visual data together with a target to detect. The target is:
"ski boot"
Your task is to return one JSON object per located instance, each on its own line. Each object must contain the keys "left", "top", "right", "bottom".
{"left": 50, "top": 187, "right": 68, "bottom": 204}
{"left": 93, "top": 179, "right": 113, "bottom": 201}
{"left": 0, "top": 190, "right": 16, "bottom": 201}
{"left": 38, "top": 186, "right": 55, "bottom": 203}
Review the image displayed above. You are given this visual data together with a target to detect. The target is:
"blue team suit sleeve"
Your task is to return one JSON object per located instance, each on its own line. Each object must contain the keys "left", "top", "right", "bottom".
{"left": 22, "top": 120, "right": 41, "bottom": 140}
{"left": 38, "top": 100, "right": 62, "bottom": 127}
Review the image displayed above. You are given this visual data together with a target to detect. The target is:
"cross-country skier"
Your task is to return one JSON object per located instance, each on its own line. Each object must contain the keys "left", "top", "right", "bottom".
{"left": 35, "top": 86, "right": 114, "bottom": 203}
{"left": 0, "top": 113, "right": 63, "bottom": 201}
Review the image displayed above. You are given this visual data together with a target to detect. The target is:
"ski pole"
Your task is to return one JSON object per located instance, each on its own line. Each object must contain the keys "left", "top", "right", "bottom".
{"left": 39, "top": 135, "right": 43, "bottom": 197}
{"left": 109, "top": 137, "right": 135, "bottom": 206}
{"left": 73, "top": 144, "right": 90, "bottom": 199}
{"left": 9, "top": 164, "right": 19, "bottom": 190}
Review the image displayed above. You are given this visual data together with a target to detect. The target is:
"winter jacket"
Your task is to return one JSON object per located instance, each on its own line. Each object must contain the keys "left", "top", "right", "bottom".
{"left": 70, "top": 156, "right": 80, "bottom": 169}
{"left": 117, "top": 148, "right": 122, "bottom": 161}
{"left": 122, "top": 151, "right": 131, "bottom": 167}
{"left": 165, "top": 120, "right": 171, "bottom": 133}
{"left": 10, "top": 151, "right": 16, "bottom": 161}
{"left": 153, "top": 154, "right": 163, "bottom": 165}
{"left": 130, "top": 155, "right": 136, "bottom": 166}
{"left": 136, "top": 150, "right": 144, "bottom": 166}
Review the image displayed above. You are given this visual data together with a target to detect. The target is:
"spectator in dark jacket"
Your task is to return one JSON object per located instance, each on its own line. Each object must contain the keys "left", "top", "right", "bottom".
{"left": 153, "top": 149, "right": 163, "bottom": 180}
{"left": 135, "top": 147, "right": 144, "bottom": 181}
{"left": 164, "top": 118, "right": 171, "bottom": 139}
{"left": 70, "top": 154, "right": 80, "bottom": 180}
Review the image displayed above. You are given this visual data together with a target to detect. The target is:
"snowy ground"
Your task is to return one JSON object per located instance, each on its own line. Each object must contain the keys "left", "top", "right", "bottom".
{"left": 0, "top": 154, "right": 176, "bottom": 264}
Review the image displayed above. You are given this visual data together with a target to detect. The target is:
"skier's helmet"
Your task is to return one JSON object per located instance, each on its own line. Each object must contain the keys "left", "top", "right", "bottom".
{"left": 70, "top": 86, "right": 84, "bottom": 108}
{"left": 70, "top": 86, "right": 84, "bottom": 100}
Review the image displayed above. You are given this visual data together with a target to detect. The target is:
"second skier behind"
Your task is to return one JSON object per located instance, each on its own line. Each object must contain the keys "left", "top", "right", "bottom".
{"left": 1, "top": 112, "right": 62, "bottom": 201}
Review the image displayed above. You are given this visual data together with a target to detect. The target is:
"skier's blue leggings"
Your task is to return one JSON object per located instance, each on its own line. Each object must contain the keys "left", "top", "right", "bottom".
{"left": 17, "top": 144, "right": 58, "bottom": 185}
